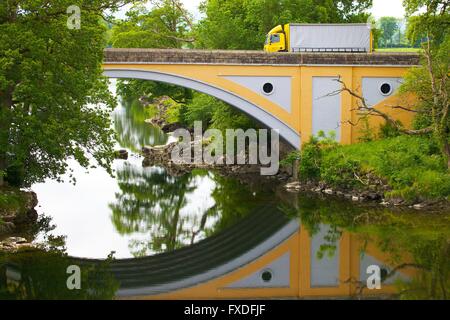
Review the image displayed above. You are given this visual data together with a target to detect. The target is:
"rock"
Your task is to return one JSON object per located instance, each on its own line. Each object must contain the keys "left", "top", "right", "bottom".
{"left": 352, "top": 196, "right": 360, "bottom": 202}
{"left": 366, "top": 192, "right": 381, "bottom": 201}
{"left": 380, "top": 200, "right": 390, "bottom": 206}
{"left": 285, "top": 181, "right": 302, "bottom": 192}
{"left": 0, "top": 221, "right": 15, "bottom": 234}
{"left": 115, "top": 149, "right": 128, "bottom": 160}
{"left": 413, "top": 203, "right": 427, "bottom": 210}
{"left": 161, "top": 122, "right": 185, "bottom": 133}
{"left": 324, "top": 188, "right": 334, "bottom": 195}
{"left": 391, "top": 198, "right": 404, "bottom": 206}
{"left": 0, "top": 237, "right": 34, "bottom": 252}
{"left": 23, "top": 191, "right": 38, "bottom": 211}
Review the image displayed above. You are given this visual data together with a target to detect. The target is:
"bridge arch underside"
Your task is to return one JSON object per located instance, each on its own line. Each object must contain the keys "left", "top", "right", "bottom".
{"left": 104, "top": 69, "right": 301, "bottom": 148}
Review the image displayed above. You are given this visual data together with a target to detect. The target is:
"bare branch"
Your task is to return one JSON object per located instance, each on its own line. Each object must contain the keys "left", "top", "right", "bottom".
{"left": 333, "top": 77, "right": 433, "bottom": 136}
{"left": 387, "top": 105, "right": 419, "bottom": 113}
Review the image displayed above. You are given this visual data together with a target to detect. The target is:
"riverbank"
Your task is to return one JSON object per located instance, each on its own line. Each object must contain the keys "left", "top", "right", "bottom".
{"left": 144, "top": 99, "right": 450, "bottom": 209}
{"left": 0, "top": 188, "right": 39, "bottom": 250}
{"left": 284, "top": 134, "right": 450, "bottom": 209}
{"left": 141, "top": 142, "right": 293, "bottom": 183}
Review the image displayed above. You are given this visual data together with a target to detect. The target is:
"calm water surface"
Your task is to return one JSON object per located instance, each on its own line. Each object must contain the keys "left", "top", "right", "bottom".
{"left": 31, "top": 81, "right": 277, "bottom": 259}
{"left": 6, "top": 80, "right": 447, "bottom": 299}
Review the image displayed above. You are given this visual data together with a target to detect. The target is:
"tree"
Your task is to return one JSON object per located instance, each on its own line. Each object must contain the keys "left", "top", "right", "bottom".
{"left": 378, "top": 16, "right": 401, "bottom": 47}
{"left": 334, "top": 1, "right": 449, "bottom": 168}
{"left": 109, "top": 165, "right": 207, "bottom": 255}
{"left": 0, "top": 0, "right": 136, "bottom": 187}
{"left": 0, "top": 249, "right": 119, "bottom": 299}
{"left": 400, "top": 0, "right": 450, "bottom": 167}
{"left": 110, "top": 0, "right": 194, "bottom": 48}
{"left": 195, "top": 0, "right": 373, "bottom": 50}
{"left": 111, "top": 1, "right": 194, "bottom": 105}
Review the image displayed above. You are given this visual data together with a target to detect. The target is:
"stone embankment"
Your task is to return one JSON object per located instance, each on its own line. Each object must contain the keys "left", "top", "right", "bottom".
{"left": 284, "top": 180, "right": 439, "bottom": 210}
{"left": 0, "top": 191, "right": 38, "bottom": 235}
{"left": 1, "top": 190, "right": 38, "bottom": 251}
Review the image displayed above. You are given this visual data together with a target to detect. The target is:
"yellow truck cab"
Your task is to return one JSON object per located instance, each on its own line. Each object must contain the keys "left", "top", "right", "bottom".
{"left": 264, "top": 23, "right": 373, "bottom": 53}
{"left": 264, "top": 25, "right": 288, "bottom": 52}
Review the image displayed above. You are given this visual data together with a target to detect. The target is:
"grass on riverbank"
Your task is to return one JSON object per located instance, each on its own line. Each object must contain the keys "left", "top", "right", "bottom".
{"left": 296, "top": 134, "right": 450, "bottom": 202}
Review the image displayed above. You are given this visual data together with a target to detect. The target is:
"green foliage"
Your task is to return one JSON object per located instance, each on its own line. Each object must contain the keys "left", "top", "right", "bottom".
{"left": 112, "top": 1, "right": 194, "bottom": 106}
{"left": 321, "top": 153, "right": 362, "bottom": 188}
{"left": 377, "top": 16, "right": 403, "bottom": 47}
{"left": 113, "top": 97, "right": 168, "bottom": 152}
{"left": 110, "top": 1, "right": 193, "bottom": 49}
{"left": 108, "top": 164, "right": 269, "bottom": 257}
{"left": 210, "top": 102, "right": 257, "bottom": 132}
{"left": 179, "top": 93, "right": 216, "bottom": 127}
{"left": 298, "top": 131, "right": 338, "bottom": 180}
{"left": 195, "top": 0, "right": 373, "bottom": 50}
{"left": 116, "top": 79, "right": 193, "bottom": 105}
{"left": 400, "top": 0, "right": 450, "bottom": 165}
{"left": 280, "top": 193, "right": 450, "bottom": 299}
{"left": 280, "top": 150, "right": 301, "bottom": 167}
{"left": 0, "top": 249, "right": 118, "bottom": 299}
{"left": 0, "top": 1, "right": 134, "bottom": 186}
{"left": 379, "top": 121, "right": 402, "bottom": 139}
{"left": 358, "top": 117, "right": 376, "bottom": 142}
{"left": 314, "top": 135, "right": 450, "bottom": 201}
{"left": 172, "top": 92, "right": 258, "bottom": 132}
{"left": 0, "top": 188, "right": 23, "bottom": 216}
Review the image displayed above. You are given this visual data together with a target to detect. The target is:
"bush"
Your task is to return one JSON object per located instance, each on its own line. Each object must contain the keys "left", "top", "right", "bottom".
{"left": 321, "top": 153, "right": 362, "bottom": 188}
{"left": 307, "top": 134, "right": 450, "bottom": 201}
{"left": 179, "top": 93, "right": 216, "bottom": 127}
{"left": 298, "top": 131, "right": 338, "bottom": 181}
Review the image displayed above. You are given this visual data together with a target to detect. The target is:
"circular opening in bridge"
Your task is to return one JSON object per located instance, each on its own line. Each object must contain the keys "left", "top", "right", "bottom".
{"left": 262, "top": 82, "right": 274, "bottom": 95}
{"left": 261, "top": 269, "right": 273, "bottom": 283}
{"left": 380, "top": 82, "right": 393, "bottom": 96}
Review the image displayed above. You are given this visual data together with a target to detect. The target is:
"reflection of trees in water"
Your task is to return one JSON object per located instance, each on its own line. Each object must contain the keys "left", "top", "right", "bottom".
{"left": 280, "top": 193, "right": 450, "bottom": 299}
{"left": 109, "top": 163, "right": 275, "bottom": 257}
{"left": 0, "top": 249, "right": 117, "bottom": 300}
{"left": 109, "top": 164, "right": 219, "bottom": 256}
{"left": 113, "top": 98, "right": 167, "bottom": 152}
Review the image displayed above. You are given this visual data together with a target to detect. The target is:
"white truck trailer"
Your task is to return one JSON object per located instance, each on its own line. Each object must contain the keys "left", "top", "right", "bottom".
{"left": 264, "top": 23, "right": 373, "bottom": 53}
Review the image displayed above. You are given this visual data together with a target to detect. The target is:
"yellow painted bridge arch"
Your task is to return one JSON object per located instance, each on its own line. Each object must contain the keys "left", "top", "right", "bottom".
{"left": 104, "top": 68, "right": 301, "bottom": 147}
{"left": 103, "top": 49, "right": 420, "bottom": 149}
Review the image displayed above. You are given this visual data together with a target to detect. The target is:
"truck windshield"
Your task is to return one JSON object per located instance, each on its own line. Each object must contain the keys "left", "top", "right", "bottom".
{"left": 265, "top": 35, "right": 270, "bottom": 45}
{"left": 270, "top": 34, "right": 280, "bottom": 44}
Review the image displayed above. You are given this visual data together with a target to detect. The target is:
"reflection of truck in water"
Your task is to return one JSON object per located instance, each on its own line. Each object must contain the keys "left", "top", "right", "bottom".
{"left": 264, "top": 23, "right": 373, "bottom": 53}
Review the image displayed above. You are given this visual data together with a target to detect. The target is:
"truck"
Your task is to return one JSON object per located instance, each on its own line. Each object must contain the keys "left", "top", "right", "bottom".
{"left": 264, "top": 23, "right": 373, "bottom": 53}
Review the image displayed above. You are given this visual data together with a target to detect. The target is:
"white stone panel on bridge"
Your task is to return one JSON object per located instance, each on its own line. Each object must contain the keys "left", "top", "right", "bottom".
{"left": 223, "top": 76, "right": 292, "bottom": 112}
{"left": 362, "top": 77, "right": 403, "bottom": 107}
{"left": 312, "top": 77, "right": 342, "bottom": 142}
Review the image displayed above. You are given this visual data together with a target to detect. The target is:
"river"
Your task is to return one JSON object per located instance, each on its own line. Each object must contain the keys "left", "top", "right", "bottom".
{"left": 1, "top": 80, "right": 449, "bottom": 299}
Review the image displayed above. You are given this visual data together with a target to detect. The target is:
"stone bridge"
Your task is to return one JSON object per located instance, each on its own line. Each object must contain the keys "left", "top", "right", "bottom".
{"left": 103, "top": 49, "right": 420, "bottom": 148}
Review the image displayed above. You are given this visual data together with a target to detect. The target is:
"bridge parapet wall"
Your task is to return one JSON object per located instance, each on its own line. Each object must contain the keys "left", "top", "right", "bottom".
{"left": 104, "top": 48, "right": 420, "bottom": 66}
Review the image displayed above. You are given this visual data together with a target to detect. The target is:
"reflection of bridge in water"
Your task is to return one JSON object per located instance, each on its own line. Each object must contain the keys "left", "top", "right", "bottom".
{"left": 77, "top": 205, "right": 412, "bottom": 299}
